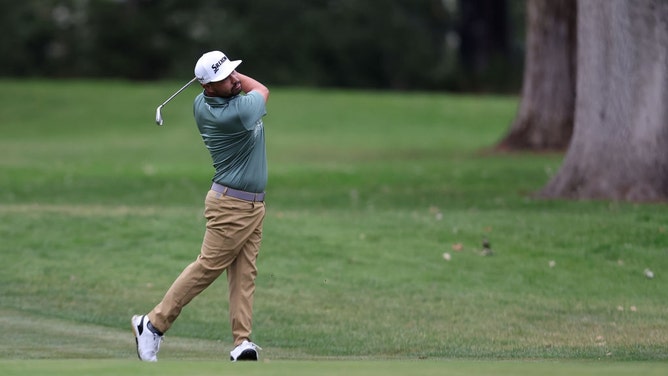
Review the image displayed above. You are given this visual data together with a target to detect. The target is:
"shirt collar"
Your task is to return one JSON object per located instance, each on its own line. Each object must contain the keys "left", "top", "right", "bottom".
{"left": 203, "top": 92, "right": 238, "bottom": 106}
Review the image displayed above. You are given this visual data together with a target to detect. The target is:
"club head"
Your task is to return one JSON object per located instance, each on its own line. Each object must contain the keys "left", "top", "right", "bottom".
{"left": 155, "top": 105, "right": 164, "bottom": 126}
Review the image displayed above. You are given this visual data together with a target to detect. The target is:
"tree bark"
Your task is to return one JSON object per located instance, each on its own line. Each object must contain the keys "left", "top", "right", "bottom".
{"left": 540, "top": 0, "right": 668, "bottom": 202}
{"left": 496, "top": 0, "right": 576, "bottom": 151}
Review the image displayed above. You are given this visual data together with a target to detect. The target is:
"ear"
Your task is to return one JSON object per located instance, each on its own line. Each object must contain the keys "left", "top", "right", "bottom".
{"left": 202, "top": 83, "right": 212, "bottom": 95}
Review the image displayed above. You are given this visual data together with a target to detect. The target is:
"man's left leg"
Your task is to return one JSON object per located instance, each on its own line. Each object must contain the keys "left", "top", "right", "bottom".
{"left": 228, "top": 208, "right": 264, "bottom": 361}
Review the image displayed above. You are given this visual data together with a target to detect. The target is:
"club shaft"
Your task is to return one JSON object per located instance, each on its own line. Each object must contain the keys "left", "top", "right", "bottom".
{"left": 160, "top": 77, "right": 198, "bottom": 107}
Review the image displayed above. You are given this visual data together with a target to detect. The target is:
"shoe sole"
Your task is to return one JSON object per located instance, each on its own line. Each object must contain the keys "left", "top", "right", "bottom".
{"left": 234, "top": 349, "right": 258, "bottom": 361}
{"left": 131, "top": 315, "right": 142, "bottom": 360}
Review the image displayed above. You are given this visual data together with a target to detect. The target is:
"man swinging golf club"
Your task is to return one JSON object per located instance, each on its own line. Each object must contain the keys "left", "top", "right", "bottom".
{"left": 132, "top": 50, "right": 270, "bottom": 362}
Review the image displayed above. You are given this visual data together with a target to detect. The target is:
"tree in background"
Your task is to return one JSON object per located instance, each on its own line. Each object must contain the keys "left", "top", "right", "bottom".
{"left": 0, "top": 0, "right": 524, "bottom": 92}
{"left": 541, "top": 0, "right": 668, "bottom": 202}
{"left": 457, "top": 0, "right": 520, "bottom": 92}
{"left": 497, "top": 0, "right": 576, "bottom": 151}
{"left": 222, "top": 0, "right": 450, "bottom": 90}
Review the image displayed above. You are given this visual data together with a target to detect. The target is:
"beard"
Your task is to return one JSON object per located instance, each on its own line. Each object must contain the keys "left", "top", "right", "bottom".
{"left": 231, "top": 81, "right": 242, "bottom": 96}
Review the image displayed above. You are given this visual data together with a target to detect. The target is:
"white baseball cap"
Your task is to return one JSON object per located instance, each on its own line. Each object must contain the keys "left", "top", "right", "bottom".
{"left": 194, "top": 51, "right": 242, "bottom": 84}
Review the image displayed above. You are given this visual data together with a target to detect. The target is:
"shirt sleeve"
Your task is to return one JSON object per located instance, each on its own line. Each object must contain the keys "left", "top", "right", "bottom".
{"left": 237, "top": 91, "right": 267, "bottom": 131}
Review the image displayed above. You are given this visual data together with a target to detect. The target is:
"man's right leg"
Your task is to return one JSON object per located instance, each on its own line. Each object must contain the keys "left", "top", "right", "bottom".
{"left": 134, "top": 254, "right": 230, "bottom": 362}
{"left": 148, "top": 255, "right": 226, "bottom": 332}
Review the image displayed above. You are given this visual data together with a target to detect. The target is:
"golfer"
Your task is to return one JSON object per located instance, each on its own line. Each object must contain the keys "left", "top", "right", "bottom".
{"left": 132, "top": 50, "right": 269, "bottom": 362}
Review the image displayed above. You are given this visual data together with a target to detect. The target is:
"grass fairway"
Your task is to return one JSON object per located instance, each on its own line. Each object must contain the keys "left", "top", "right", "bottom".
{"left": 1, "top": 359, "right": 666, "bottom": 376}
{"left": 0, "top": 79, "right": 666, "bottom": 374}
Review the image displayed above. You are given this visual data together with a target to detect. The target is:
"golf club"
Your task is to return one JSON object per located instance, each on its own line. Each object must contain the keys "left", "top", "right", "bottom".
{"left": 155, "top": 77, "right": 198, "bottom": 125}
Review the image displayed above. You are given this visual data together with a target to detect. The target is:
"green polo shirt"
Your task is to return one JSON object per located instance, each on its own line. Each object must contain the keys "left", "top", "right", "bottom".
{"left": 193, "top": 91, "right": 267, "bottom": 193}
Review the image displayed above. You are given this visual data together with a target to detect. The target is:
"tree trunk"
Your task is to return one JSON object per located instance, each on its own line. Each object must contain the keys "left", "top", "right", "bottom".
{"left": 496, "top": 0, "right": 576, "bottom": 151}
{"left": 540, "top": 0, "right": 668, "bottom": 202}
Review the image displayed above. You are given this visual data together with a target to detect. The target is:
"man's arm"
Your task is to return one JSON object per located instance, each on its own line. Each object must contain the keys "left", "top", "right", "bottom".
{"left": 238, "top": 72, "right": 269, "bottom": 102}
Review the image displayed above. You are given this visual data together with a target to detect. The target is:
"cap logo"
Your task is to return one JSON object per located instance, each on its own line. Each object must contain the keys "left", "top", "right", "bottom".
{"left": 211, "top": 56, "right": 228, "bottom": 74}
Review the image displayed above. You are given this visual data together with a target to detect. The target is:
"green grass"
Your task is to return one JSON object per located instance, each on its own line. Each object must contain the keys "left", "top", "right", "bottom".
{"left": 1, "top": 359, "right": 666, "bottom": 376}
{"left": 0, "top": 79, "right": 667, "bottom": 374}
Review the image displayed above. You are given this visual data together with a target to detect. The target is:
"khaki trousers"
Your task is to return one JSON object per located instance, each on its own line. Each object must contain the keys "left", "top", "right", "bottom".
{"left": 148, "top": 190, "right": 265, "bottom": 346}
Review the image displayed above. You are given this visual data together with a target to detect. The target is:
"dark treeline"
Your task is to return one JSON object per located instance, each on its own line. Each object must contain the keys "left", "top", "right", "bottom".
{"left": 0, "top": 0, "right": 525, "bottom": 92}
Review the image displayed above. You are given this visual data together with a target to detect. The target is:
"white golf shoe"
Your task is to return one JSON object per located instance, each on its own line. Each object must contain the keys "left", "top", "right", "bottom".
{"left": 230, "top": 340, "right": 262, "bottom": 361}
{"left": 131, "top": 315, "right": 163, "bottom": 362}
